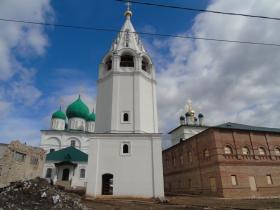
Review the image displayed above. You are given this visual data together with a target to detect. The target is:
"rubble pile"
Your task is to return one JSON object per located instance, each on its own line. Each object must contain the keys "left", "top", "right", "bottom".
{"left": 0, "top": 178, "right": 91, "bottom": 210}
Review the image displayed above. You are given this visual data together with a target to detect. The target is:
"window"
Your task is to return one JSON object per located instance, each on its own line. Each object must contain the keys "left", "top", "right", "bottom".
{"left": 180, "top": 155, "right": 184, "bottom": 165}
{"left": 266, "top": 175, "right": 273, "bottom": 185}
{"left": 121, "top": 142, "right": 131, "bottom": 155}
{"left": 123, "top": 113, "right": 129, "bottom": 122}
{"left": 71, "top": 140, "right": 76, "bottom": 148}
{"left": 120, "top": 54, "right": 134, "bottom": 67}
{"left": 231, "top": 175, "right": 237, "bottom": 186}
{"left": 188, "top": 151, "right": 193, "bottom": 163}
{"left": 106, "top": 57, "right": 112, "bottom": 70}
{"left": 204, "top": 149, "right": 210, "bottom": 159}
{"left": 275, "top": 147, "right": 280, "bottom": 156}
{"left": 224, "top": 145, "right": 233, "bottom": 155}
{"left": 30, "top": 156, "right": 39, "bottom": 165}
{"left": 46, "top": 168, "right": 52, "bottom": 178}
{"left": 259, "top": 147, "right": 266, "bottom": 156}
{"left": 50, "top": 149, "right": 55, "bottom": 153}
{"left": 80, "top": 169, "right": 86, "bottom": 179}
{"left": 0, "top": 167, "right": 2, "bottom": 176}
{"left": 242, "top": 147, "right": 250, "bottom": 155}
{"left": 142, "top": 57, "right": 149, "bottom": 72}
{"left": 13, "top": 152, "right": 26, "bottom": 162}
{"left": 123, "top": 144, "right": 129, "bottom": 154}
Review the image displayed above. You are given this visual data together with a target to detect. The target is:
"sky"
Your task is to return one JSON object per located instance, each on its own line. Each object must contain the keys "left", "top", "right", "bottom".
{"left": 0, "top": 0, "right": 280, "bottom": 148}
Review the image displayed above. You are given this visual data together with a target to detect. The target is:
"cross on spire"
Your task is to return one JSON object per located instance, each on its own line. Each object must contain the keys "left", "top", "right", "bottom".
{"left": 126, "top": 1, "right": 131, "bottom": 11}
{"left": 124, "top": 1, "right": 133, "bottom": 18}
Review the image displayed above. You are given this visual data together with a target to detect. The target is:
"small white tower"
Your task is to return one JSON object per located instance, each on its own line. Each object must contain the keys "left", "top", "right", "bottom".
{"left": 51, "top": 107, "right": 66, "bottom": 131}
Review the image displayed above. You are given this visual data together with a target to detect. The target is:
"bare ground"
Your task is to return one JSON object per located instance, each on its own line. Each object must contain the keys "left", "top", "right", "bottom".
{"left": 83, "top": 196, "right": 280, "bottom": 210}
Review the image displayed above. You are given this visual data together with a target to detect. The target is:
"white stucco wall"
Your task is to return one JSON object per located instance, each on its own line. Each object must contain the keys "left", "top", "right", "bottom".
{"left": 40, "top": 131, "right": 90, "bottom": 154}
{"left": 42, "top": 161, "right": 87, "bottom": 188}
{"left": 86, "top": 134, "right": 164, "bottom": 198}
{"left": 170, "top": 125, "right": 207, "bottom": 146}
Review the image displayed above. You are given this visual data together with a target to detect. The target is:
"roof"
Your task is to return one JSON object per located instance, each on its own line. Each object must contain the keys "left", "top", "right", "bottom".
{"left": 66, "top": 96, "right": 90, "bottom": 120}
{"left": 168, "top": 124, "right": 209, "bottom": 134}
{"left": 215, "top": 122, "right": 280, "bottom": 133}
{"left": 46, "top": 146, "right": 88, "bottom": 162}
{"left": 52, "top": 108, "right": 66, "bottom": 120}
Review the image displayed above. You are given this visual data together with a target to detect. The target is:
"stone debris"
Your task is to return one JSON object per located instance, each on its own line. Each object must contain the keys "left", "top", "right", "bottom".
{"left": 0, "top": 178, "right": 92, "bottom": 210}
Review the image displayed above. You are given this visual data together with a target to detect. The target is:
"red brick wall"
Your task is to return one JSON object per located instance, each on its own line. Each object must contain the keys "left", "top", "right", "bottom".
{"left": 163, "top": 128, "right": 280, "bottom": 198}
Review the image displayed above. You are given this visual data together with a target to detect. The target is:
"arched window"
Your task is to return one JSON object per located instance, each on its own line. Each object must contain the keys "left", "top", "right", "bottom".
{"left": 106, "top": 57, "right": 112, "bottom": 71}
{"left": 46, "top": 168, "right": 52, "bottom": 178}
{"left": 50, "top": 148, "right": 55, "bottom": 153}
{"left": 80, "top": 168, "right": 86, "bottom": 178}
{"left": 275, "top": 147, "right": 280, "bottom": 156}
{"left": 123, "top": 113, "right": 129, "bottom": 122}
{"left": 123, "top": 144, "right": 129, "bottom": 154}
{"left": 242, "top": 146, "right": 250, "bottom": 155}
{"left": 224, "top": 145, "right": 233, "bottom": 155}
{"left": 142, "top": 57, "right": 149, "bottom": 72}
{"left": 204, "top": 149, "right": 210, "bottom": 159}
{"left": 71, "top": 140, "right": 76, "bottom": 148}
{"left": 259, "top": 147, "right": 266, "bottom": 156}
{"left": 120, "top": 54, "right": 134, "bottom": 67}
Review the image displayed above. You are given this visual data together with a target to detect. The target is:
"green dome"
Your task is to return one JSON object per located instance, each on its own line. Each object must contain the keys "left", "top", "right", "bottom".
{"left": 87, "top": 112, "right": 96, "bottom": 122}
{"left": 52, "top": 108, "right": 66, "bottom": 120}
{"left": 66, "top": 96, "right": 90, "bottom": 120}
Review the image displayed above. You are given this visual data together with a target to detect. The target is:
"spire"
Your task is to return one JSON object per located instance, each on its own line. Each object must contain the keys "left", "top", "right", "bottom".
{"left": 110, "top": 1, "right": 146, "bottom": 53}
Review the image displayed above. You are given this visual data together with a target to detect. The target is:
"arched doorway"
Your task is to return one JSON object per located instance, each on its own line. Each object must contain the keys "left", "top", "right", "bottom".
{"left": 62, "top": 168, "right": 70, "bottom": 181}
{"left": 102, "top": 173, "right": 113, "bottom": 195}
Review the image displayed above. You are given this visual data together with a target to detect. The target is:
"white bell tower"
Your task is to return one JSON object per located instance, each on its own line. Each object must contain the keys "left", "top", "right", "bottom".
{"left": 95, "top": 3, "right": 158, "bottom": 134}
{"left": 87, "top": 4, "right": 164, "bottom": 199}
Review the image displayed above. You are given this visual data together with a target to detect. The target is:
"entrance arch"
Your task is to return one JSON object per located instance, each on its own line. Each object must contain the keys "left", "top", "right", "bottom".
{"left": 62, "top": 168, "right": 70, "bottom": 181}
{"left": 102, "top": 173, "right": 113, "bottom": 195}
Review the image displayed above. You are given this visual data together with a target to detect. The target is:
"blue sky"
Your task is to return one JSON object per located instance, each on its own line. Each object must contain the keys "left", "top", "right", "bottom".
{"left": 1, "top": 0, "right": 280, "bottom": 148}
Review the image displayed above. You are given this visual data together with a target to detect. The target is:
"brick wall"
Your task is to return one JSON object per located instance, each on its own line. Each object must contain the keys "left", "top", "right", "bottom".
{"left": 163, "top": 128, "right": 280, "bottom": 198}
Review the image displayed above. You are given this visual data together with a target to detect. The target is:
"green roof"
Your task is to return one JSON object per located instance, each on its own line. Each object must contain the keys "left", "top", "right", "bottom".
{"left": 215, "top": 122, "right": 280, "bottom": 133}
{"left": 87, "top": 112, "right": 96, "bottom": 122}
{"left": 46, "top": 146, "right": 88, "bottom": 162}
{"left": 66, "top": 95, "right": 90, "bottom": 119}
{"left": 52, "top": 107, "right": 66, "bottom": 120}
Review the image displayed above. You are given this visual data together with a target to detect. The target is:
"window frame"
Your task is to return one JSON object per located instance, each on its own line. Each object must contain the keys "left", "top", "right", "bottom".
{"left": 231, "top": 175, "right": 238, "bottom": 186}
{"left": 224, "top": 145, "right": 233, "bottom": 155}
{"left": 120, "top": 111, "right": 131, "bottom": 124}
{"left": 70, "top": 140, "right": 76, "bottom": 148}
{"left": 120, "top": 142, "right": 131, "bottom": 156}
{"left": 266, "top": 174, "right": 273, "bottom": 185}
{"left": 80, "top": 168, "right": 86, "bottom": 179}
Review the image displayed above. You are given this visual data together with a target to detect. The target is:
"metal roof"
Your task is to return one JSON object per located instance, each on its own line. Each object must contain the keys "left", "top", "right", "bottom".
{"left": 214, "top": 122, "right": 280, "bottom": 133}
{"left": 46, "top": 146, "right": 88, "bottom": 162}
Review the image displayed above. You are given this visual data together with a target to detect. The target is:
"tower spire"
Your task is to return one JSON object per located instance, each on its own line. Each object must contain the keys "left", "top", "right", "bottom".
{"left": 124, "top": 1, "right": 133, "bottom": 18}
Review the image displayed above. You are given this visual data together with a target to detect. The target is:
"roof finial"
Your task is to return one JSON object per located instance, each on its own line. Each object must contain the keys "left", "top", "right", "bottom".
{"left": 124, "top": 1, "right": 133, "bottom": 18}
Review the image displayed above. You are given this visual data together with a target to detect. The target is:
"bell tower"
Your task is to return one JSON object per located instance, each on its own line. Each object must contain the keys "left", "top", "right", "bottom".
{"left": 95, "top": 4, "right": 158, "bottom": 134}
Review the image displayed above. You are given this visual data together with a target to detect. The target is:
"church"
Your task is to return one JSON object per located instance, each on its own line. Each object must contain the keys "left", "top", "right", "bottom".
{"left": 40, "top": 5, "right": 164, "bottom": 198}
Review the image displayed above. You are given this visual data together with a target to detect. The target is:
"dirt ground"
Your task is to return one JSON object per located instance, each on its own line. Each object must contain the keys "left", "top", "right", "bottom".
{"left": 83, "top": 196, "right": 280, "bottom": 210}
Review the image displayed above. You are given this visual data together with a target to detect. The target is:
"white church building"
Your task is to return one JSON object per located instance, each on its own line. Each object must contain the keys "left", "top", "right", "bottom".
{"left": 40, "top": 5, "right": 164, "bottom": 198}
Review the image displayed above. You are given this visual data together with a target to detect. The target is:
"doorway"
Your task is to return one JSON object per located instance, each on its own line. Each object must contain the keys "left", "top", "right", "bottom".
{"left": 249, "top": 176, "right": 257, "bottom": 191}
{"left": 62, "top": 168, "right": 70, "bottom": 181}
{"left": 102, "top": 173, "right": 113, "bottom": 195}
{"left": 209, "top": 177, "right": 217, "bottom": 192}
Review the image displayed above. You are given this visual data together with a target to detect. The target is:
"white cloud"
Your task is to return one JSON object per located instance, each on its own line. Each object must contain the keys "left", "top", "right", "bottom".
{"left": 152, "top": 0, "right": 280, "bottom": 137}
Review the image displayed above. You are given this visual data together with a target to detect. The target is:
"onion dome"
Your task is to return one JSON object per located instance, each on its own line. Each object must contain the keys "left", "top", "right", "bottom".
{"left": 66, "top": 95, "right": 90, "bottom": 120}
{"left": 87, "top": 111, "right": 96, "bottom": 122}
{"left": 180, "top": 116, "right": 185, "bottom": 121}
{"left": 52, "top": 107, "right": 66, "bottom": 120}
{"left": 198, "top": 113, "right": 204, "bottom": 118}
{"left": 185, "top": 112, "right": 191, "bottom": 117}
